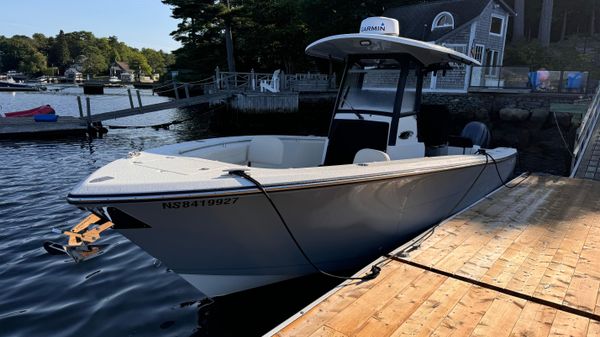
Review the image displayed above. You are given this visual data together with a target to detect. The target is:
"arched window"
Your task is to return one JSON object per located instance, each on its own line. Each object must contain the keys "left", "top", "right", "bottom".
{"left": 432, "top": 12, "right": 454, "bottom": 30}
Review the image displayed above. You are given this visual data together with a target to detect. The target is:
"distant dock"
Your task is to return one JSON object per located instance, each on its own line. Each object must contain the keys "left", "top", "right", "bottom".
{"left": 267, "top": 174, "right": 600, "bottom": 337}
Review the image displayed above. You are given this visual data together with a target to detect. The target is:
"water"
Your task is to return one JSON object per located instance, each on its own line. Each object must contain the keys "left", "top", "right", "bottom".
{"left": 0, "top": 86, "right": 337, "bottom": 336}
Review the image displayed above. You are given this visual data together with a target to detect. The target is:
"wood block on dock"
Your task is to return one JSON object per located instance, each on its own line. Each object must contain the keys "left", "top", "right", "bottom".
{"left": 268, "top": 174, "right": 600, "bottom": 337}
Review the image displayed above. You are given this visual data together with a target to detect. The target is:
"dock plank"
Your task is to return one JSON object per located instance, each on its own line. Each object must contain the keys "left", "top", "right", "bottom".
{"left": 353, "top": 270, "right": 445, "bottom": 337}
{"left": 470, "top": 295, "right": 527, "bottom": 337}
{"left": 547, "top": 311, "right": 589, "bottom": 337}
{"left": 269, "top": 175, "right": 600, "bottom": 337}
{"left": 324, "top": 263, "right": 425, "bottom": 336}
{"left": 385, "top": 277, "right": 471, "bottom": 337}
{"left": 508, "top": 302, "right": 556, "bottom": 337}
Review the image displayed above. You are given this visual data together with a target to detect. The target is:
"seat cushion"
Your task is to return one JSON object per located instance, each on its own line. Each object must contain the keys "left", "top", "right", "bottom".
{"left": 248, "top": 136, "right": 284, "bottom": 167}
{"left": 353, "top": 148, "right": 390, "bottom": 164}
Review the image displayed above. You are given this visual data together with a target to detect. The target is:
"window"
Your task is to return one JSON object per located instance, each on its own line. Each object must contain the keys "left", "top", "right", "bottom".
{"left": 490, "top": 15, "right": 504, "bottom": 36}
{"left": 470, "top": 44, "right": 485, "bottom": 63}
{"left": 432, "top": 12, "right": 455, "bottom": 30}
{"left": 485, "top": 49, "right": 500, "bottom": 76}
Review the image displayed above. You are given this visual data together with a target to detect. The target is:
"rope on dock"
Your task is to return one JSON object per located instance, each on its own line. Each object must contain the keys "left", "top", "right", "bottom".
{"left": 387, "top": 253, "right": 600, "bottom": 322}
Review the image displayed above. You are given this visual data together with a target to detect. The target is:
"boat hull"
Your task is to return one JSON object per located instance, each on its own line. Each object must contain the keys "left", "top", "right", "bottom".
{"left": 72, "top": 154, "right": 516, "bottom": 297}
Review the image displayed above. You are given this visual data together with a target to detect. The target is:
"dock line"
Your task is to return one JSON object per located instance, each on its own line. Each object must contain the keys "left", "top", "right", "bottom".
{"left": 228, "top": 169, "right": 381, "bottom": 282}
{"left": 386, "top": 253, "right": 600, "bottom": 322}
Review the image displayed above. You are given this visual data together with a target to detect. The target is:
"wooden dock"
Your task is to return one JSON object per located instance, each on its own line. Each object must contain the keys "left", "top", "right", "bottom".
{"left": 268, "top": 174, "right": 600, "bottom": 337}
{"left": 0, "top": 116, "right": 87, "bottom": 138}
{"left": 88, "top": 91, "right": 232, "bottom": 122}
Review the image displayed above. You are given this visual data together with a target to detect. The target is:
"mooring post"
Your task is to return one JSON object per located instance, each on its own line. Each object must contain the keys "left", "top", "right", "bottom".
{"left": 172, "top": 81, "right": 180, "bottom": 100}
{"left": 85, "top": 97, "right": 92, "bottom": 123}
{"left": 77, "top": 96, "right": 84, "bottom": 118}
{"left": 136, "top": 90, "right": 143, "bottom": 111}
{"left": 127, "top": 88, "right": 134, "bottom": 109}
{"left": 184, "top": 83, "right": 190, "bottom": 99}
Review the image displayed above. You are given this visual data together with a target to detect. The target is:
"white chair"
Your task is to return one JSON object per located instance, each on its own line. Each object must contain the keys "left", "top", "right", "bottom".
{"left": 260, "top": 69, "right": 281, "bottom": 93}
{"left": 247, "top": 136, "right": 284, "bottom": 168}
{"left": 353, "top": 148, "right": 390, "bottom": 164}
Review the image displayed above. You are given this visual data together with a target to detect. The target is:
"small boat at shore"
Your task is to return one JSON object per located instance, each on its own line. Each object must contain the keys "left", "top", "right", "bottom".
{"left": 65, "top": 17, "right": 517, "bottom": 297}
{"left": 3, "top": 105, "right": 55, "bottom": 118}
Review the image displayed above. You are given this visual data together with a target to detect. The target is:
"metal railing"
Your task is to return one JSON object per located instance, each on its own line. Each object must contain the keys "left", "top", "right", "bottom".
{"left": 571, "top": 85, "right": 600, "bottom": 176}
{"left": 469, "top": 66, "right": 590, "bottom": 94}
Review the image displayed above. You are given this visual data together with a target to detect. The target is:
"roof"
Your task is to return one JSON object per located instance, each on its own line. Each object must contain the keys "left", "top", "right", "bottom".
{"left": 112, "top": 61, "right": 131, "bottom": 72}
{"left": 305, "top": 33, "right": 480, "bottom": 67}
{"left": 383, "top": 0, "right": 515, "bottom": 41}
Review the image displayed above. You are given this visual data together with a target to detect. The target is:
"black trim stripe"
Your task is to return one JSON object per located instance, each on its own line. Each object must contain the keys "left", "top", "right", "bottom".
{"left": 387, "top": 254, "right": 600, "bottom": 322}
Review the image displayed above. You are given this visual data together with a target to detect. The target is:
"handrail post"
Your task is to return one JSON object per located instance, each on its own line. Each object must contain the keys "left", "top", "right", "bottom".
{"left": 184, "top": 83, "right": 190, "bottom": 99}
{"left": 172, "top": 81, "right": 180, "bottom": 100}
{"left": 558, "top": 71, "right": 564, "bottom": 93}
{"left": 127, "top": 88, "right": 134, "bottom": 109}
{"left": 77, "top": 96, "right": 83, "bottom": 118}
{"left": 136, "top": 90, "right": 143, "bottom": 112}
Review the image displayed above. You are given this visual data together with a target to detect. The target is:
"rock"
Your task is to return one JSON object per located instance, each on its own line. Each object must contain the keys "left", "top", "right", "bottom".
{"left": 530, "top": 108, "right": 549, "bottom": 124}
{"left": 552, "top": 111, "right": 572, "bottom": 129}
{"left": 475, "top": 108, "right": 489, "bottom": 121}
{"left": 499, "top": 107, "right": 530, "bottom": 122}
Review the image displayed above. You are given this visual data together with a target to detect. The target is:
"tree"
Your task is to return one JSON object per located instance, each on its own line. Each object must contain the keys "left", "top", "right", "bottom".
{"left": 81, "top": 46, "right": 108, "bottom": 75}
{"left": 48, "top": 30, "right": 71, "bottom": 71}
{"left": 512, "top": 0, "right": 525, "bottom": 40}
{"left": 538, "top": 0, "right": 554, "bottom": 46}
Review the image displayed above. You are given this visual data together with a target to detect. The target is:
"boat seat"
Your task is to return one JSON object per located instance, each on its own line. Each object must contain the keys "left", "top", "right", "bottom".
{"left": 247, "top": 136, "right": 284, "bottom": 168}
{"left": 353, "top": 148, "right": 390, "bottom": 164}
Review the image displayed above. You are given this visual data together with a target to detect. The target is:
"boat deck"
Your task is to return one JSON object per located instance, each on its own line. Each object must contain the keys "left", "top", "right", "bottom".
{"left": 268, "top": 174, "right": 600, "bottom": 337}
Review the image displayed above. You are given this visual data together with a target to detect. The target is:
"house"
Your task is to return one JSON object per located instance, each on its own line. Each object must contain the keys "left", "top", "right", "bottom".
{"left": 384, "top": 0, "right": 516, "bottom": 92}
{"left": 64, "top": 66, "right": 83, "bottom": 82}
{"left": 110, "top": 61, "right": 135, "bottom": 82}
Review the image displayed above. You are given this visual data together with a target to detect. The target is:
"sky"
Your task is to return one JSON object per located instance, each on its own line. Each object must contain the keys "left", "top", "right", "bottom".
{"left": 0, "top": 0, "right": 181, "bottom": 52}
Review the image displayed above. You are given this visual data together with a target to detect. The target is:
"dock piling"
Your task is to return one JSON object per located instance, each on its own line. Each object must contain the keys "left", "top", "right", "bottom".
{"left": 85, "top": 97, "right": 91, "bottom": 123}
{"left": 77, "top": 96, "right": 83, "bottom": 118}
{"left": 127, "top": 89, "right": 134, "bottom": 109}
{"left": 136, "top": 90, "right": 143, "bottom": 111}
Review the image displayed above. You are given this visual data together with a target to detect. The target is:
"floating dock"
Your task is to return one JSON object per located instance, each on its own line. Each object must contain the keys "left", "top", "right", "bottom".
{"left": 268, "top": 174, "right": 600, "bottom": 336}
{"left": 0, "top": 116, "right": 88, "bottom": 138}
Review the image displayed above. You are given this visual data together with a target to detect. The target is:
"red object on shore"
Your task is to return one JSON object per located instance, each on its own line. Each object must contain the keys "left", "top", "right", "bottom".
{"left": 4, "top": 105, "right": 55, "bottom": 118}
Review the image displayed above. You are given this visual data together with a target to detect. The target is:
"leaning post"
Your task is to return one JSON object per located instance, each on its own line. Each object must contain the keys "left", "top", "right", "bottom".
{"left": 136, "top": 90, "right": 143, "bottom": 112}
{"left": 77, "top": 96, "right": 84, "bottom": 118}
{"left": 85, "top": 97, "right": 92, "bottom": 123}
{"left": 127, "top": 88, "right": 135, "bottom": 109}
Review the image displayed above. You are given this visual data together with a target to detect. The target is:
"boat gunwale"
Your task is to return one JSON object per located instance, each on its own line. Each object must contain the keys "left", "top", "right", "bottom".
{"left": 66, "top": 151, "right": 517, "bottom": 205}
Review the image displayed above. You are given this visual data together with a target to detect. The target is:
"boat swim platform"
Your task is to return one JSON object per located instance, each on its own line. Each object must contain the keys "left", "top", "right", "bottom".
{"left": 267, "top": 174, "right": 600, "bottom": 337}
{"left": 0, "top": 116, "right": 88, "bottom": 139}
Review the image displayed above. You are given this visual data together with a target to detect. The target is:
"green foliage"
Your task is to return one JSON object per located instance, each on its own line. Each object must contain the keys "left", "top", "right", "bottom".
{"left": 0, "top": 31, "right": 174, "bottom": 77}
{"left": 162, "top": 0, "right": 397, "bottom": 78}
{"left": 505, "top": 36, "right": 598, "bottom": 77}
